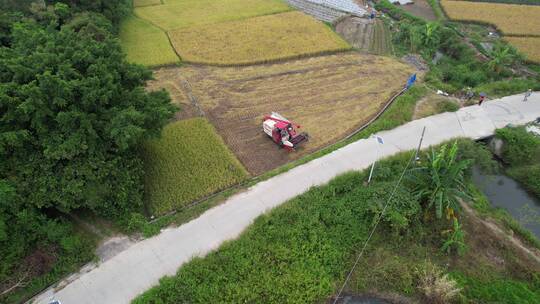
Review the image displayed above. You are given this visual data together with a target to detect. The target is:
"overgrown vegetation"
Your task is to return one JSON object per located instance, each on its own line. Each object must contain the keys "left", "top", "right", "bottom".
{"left": 140, "top": 118, "right": 248, "bottom": 216}
{"left": 378, "top": 0, "right": 539, "bottom": 95}
{"left": 0, "top": 1, "right": 174, "bottom": 301}
{"left": 496, "top": 126, "right": 540, "bottom": 197}
{"left": 440, "top": 0, "right": 540, "bottom": 63}
{"left": 133, "top": 141, "right": 540, "bottom": 303}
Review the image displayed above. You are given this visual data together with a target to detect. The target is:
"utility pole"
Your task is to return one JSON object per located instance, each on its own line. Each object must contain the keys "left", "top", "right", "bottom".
{"left": 367, "top": 135, "right": 384, "bottom": 185}
{"left": 414, "top": 126, "right": 426, "bottom": 162}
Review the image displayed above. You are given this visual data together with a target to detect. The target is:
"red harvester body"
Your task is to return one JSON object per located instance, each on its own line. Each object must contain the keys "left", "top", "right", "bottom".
{"left": 262, "top": 112, "right": 309, "bottom": 151}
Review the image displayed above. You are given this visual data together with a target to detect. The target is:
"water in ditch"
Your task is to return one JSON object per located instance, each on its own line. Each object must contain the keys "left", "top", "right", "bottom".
{"left": 472, "top": 167, "right": 540, "bottom": 239}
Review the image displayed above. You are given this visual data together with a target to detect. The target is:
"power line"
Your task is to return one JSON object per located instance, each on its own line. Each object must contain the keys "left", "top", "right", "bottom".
{"left": 331, "top": 128, "right": 426, "bottom": 304}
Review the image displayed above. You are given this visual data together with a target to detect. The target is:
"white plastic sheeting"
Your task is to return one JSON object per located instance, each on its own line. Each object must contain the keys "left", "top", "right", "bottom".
{"left": 287, "top": 0, "right": 367, "bottom": 22}
{"left": 307, "top": 0, "right": 367, "bottom": 15}
{"left": 390, "top": 0, "right": 414, "bottom": 5}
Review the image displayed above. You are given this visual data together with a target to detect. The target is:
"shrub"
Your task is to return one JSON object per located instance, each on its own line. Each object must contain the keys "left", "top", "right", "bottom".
{"left": 507, "top": 164, "right": 540, "bottom": 198}
{"left": 437, "top": 100, "right": 459, "bottom": 113}
{"left": 417, "top": 262, "right": 461, "bottom": 304}
{"left": 495, "top": 127, "right": 540, "bottom": 166}
{"left": 452, "top": 272, "right": 540, "bottom": 303}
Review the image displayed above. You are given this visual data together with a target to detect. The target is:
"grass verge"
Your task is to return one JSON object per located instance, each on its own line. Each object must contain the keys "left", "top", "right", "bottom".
{"left": 119, "top": 15, "right": 179, "bottom": 67}
{"left": 140, "top": 118, "right": 248, "bottom": 216}
{"left": 168, "top": 12, "right": 351, "bottom": 65}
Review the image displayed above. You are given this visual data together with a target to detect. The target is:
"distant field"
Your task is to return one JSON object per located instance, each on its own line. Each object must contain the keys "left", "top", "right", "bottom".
{"left": 168, "top": 11, "right": 351, "bottom": 65}
{"left": 504, "top": 37, "right": 540, "bottom": 63}
{"left": 133, "top": 0, "right": 162, "bottom": 7}
{"left": 134, "top": 0, "right": 292, "bottom": 30}
{"left": 119, "top": 15, "right": 179, "bottom": 66}
{"left": 141, "top": 118, "right": 248, "bottom": 215}
{"left": 441, "top": 0, "right": 540, "bottom": 36}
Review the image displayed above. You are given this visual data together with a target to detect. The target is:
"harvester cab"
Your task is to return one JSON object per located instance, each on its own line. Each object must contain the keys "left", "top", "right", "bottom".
{"left": 262, "top": 112, "right": 309, "bottom": 151}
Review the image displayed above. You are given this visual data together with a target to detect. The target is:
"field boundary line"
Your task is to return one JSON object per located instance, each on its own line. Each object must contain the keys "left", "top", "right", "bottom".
{"left": 173, "top": 48, "right": 353, "bottom": 67}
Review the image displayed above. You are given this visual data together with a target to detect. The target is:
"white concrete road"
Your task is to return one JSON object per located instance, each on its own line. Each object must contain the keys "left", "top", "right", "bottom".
{"left": 32, "top": 92, "right": 540, "bottom": 304}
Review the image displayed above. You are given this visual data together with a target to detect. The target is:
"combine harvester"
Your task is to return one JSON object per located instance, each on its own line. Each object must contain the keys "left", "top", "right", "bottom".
{"left": 263, "top": 112, "right": 309, "bottom": 151}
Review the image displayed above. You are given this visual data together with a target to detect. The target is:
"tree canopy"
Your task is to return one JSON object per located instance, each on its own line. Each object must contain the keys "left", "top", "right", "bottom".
{"left": 0, "top": 19, "right": 175, "bottom": 216}
{"left": 0, "top": 5, "right": 174, "bottom": 298}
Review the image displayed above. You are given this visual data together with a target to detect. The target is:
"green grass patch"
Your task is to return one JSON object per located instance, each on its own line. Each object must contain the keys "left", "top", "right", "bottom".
{"left": 452, "top": 271, "right": 540, "bottom": 303}
{"left": 134, "top": 0, "right": 292, "bottom": 31}
{"left": 141, "top": 118, "right": 248, "bottom": 216}
{"left": 119, "top": 15, "right": 179, "bottom": 67}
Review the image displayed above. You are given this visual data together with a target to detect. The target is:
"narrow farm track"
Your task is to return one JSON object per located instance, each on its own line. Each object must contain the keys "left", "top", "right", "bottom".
{"left": 32, "top": 92, "right": 540, "bottom": 304}
{"left": 168, "top": 52, "right": 413, "bottom": 175}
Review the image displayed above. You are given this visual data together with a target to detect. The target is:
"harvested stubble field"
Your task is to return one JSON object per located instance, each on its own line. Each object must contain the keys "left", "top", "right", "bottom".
{"left": 141, "top": 118, "right": 248, "bottom": 215}
{"left": 119, "top": 15, "right": 179, "bottom": 66}
{"left": 504, "top": 37, "right": 540, "bottom": 63}
{"left": 154, "top": 52, "right": 414, "bottom": 175}
{"left": 441, "top": 0, "right": 540, "bottom": 36}
{"left": 168, "top": 11, "right": 351, "bottom": 65}
{"left": 134, "top": 0, "right": 291, "bottom": 31}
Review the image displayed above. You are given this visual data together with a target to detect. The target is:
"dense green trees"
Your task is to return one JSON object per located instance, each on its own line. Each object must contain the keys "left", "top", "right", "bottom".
{"left": 0, "top": 2, "right": 174, "bottom": 300}
{"left": 1, "top": 20, "right": 175, "bottom": 217}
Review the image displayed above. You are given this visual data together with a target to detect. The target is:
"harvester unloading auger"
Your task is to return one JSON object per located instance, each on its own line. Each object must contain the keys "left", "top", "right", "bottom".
{"left": 262, "top": 112, "right": 309, "bottom": 151}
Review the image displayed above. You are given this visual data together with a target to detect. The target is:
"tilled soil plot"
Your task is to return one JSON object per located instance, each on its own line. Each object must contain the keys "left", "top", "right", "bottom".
{"left": 333, "top": 18, "right": 393, "bottom": 55}
{"left": 152, "top": 52, "right": 414, "bottom": 175}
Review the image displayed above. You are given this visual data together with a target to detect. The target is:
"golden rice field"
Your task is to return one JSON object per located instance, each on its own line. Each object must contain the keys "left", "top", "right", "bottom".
{"left": 441, "top": 0, "right": 540, "bottom": 36}
{"left": 504, "top": 37, "right": 540, "bottom": 63}
{"left": 134, "top": 0, "right": 292, "bottom": 30}
{"left": 168, "top": 11, "right": 351, "bottom": 65}
{"left": 141, "top": 118, "right": 248, "bottom": 215}
{"left": 119, "top": 15, "right": 179, "bottom": 66}
{"left": 133, "top": 0, "right": 162, "bottom": 7}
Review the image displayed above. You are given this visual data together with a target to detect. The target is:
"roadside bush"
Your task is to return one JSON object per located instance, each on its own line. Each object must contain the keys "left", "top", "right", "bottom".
{"left": 417, "top": 262, "right": 461, "bottom": 304}
{"left": 507, "top": 165, "right": 540, "bottom": 198}
{"left": 495, "top": 127, "right": 540, "bottom": 166}
{"left": 475, "top": 78, "right": 540, "bottom": 97}
{"left": 455, "top": 139, "right": 498, "bottom": 175}
{"left": 452, "top": 272, "right": 540, "bottom": 303}
{"left": 437, "top": 100, "right": 459, "bottom": 113}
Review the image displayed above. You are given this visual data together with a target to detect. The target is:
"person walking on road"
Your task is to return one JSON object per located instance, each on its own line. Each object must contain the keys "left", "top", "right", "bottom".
{"left": 523, "top": 89, "right": 532, "bottom": 101}
{"left": 478, "top": 92, "right": 487, "bottom": 105}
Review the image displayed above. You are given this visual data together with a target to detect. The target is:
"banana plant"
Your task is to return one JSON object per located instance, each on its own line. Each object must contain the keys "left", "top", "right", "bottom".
{"left": 411, "top": 142, "right": 471, "bottom": 219}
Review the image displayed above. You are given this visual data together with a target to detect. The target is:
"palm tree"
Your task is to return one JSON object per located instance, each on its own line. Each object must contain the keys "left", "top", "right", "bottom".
{"left": 411, "top": 142, "right": 470, "bottom": 219}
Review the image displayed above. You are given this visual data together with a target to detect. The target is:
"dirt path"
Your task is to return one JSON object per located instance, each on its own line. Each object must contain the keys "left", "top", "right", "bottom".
{"left": 462, "top": 202, "right": 540, "bottom": 266}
